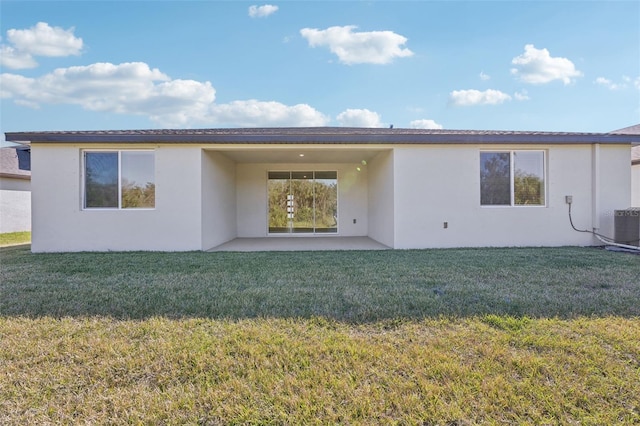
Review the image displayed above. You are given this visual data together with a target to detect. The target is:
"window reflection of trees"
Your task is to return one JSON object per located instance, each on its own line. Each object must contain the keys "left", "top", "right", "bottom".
{"left": 481, "top": 151, "right": 544, "bottom": 206}
{"left": 85, "top": 153, "right": 118, "bottom": 208}
{"left": 84, "top": 151, "right": 155, "bottom": 209}
{"left": 480, "top": 152, "right": 510, "bottom": 205}
{"left": 121, "top": 180, "right": 155, "bottom": 208}
{"left": 514, "top": 152, "right": 544, "bottom": 205}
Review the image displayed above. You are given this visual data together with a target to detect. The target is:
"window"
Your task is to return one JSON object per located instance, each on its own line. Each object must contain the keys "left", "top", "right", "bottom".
{"left": 84, "top": 151, "right": 155, "bottom": 209}
{"left": 480, "top": 150, "right": 545, "bottom": 206}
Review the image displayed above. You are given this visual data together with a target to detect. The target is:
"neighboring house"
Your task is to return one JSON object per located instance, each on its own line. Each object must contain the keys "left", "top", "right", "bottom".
{"left": 0, "top": 145, "right": 31, "bottom": 234}
{"left": 5, "top": 127, "right": 639, "bottom": 252}
{"left": 632, "top": 146, "right": 640, "bottom": 207}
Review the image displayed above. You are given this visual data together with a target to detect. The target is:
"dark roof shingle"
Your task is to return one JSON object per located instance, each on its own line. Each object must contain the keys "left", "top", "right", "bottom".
{"left": 5, "top": 126, "right": 640, "bottom": 145}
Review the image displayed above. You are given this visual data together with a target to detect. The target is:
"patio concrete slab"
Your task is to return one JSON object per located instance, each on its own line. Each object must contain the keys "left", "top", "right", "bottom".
{"left": 208, "top": 237, "right": 390, "bottom": 252}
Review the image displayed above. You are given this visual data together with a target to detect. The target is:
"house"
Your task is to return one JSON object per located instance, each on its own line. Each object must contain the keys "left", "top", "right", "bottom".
{"left": 4, "top": 127, "right": 638, "bottom": 253}
{"left": 633, "top": 146, "right": 640, "bottom": 207}
{"left": 0, "top": 145, "right": 31, "bottom": 234}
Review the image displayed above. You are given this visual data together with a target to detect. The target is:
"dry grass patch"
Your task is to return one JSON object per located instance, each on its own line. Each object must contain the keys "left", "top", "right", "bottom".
{"left": 0, "top": 232, "right": 30, "bottom": 247}
{"left": 1, "top": 316, "right": 639, "bottom": 424}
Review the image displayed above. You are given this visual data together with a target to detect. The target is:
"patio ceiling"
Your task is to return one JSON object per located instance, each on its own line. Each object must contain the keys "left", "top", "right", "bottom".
{"left": 207, "top": 147, "right": 390, "bottom": 163}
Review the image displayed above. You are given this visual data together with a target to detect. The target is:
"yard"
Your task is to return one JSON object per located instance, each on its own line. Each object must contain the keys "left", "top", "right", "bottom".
{"left": 0, "top": 231, "right": 30, "bottom": 247}
{"left": 1, "top": 246, "right": 639, "bottom": 424}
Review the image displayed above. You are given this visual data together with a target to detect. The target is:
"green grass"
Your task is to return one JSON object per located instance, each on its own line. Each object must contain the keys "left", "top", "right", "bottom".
{"left": 0, "top": 231, "right": 30, "bottom": 246}
{"left": 1, "top": 247, "right": 639, "bottom": 424}
{"left": 0, "top": 246, "right": 638, "bottom": 320}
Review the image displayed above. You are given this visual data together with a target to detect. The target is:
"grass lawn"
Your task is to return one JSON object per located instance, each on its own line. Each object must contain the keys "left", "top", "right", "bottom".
{"left": 1, "top": 246, "right": 639, "bottom": 424}
{"left": 0, "top": 231, "right": 30, "bottom": 247}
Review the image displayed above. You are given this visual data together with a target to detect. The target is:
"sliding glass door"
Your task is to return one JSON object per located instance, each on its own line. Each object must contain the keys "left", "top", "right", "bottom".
{"left": 268, "top": 171, "right": 337, "bottom": 234}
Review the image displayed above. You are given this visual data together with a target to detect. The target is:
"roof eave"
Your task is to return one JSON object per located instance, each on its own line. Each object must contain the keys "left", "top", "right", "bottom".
{"left": 5, "top": 132, "right": 638, "bottom": 145}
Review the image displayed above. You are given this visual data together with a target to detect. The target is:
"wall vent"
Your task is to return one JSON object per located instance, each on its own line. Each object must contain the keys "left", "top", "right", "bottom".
{"left": 614, "top": 208, "right": 640, "bottom": 245}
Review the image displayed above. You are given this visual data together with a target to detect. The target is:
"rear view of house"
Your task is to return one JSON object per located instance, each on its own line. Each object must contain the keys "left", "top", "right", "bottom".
{"left": 5, "top": 127, "right": 638, "bottom": 252}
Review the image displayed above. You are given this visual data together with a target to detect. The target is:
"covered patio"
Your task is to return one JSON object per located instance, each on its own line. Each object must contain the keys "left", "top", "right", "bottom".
{"left": 208, "top": 236, "right": 390, "bottom": 252}
{"left": 201, "top": 144, "right": 395, "bottom": 251}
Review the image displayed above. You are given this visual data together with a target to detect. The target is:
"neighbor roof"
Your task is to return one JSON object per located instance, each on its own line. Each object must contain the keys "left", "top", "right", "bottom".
{"left": 0, "top": 147, "right": 31, "bottom": 180}
{"left": 5, "top": 127, "right": 639, "bottom": 145}
{"left": 610, "top": 124, "right": 640, "bottom": 136}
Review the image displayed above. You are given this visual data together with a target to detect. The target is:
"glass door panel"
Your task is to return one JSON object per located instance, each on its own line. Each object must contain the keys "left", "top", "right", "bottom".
{"left": 268, "top": 171, "right": 290, "bottom": 233}
{"left": 291, "top": 172, "right": 314, "bottom": 233}
{"left": 313, "top": 171, "right": 337, "bottom": 233}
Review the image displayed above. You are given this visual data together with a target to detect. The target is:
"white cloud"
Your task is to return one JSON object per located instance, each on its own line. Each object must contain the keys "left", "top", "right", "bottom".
{"left": 1, "top": 22, "right": 84, "bottom": 70}
{"left": 513, "top": 89, "right": 530, "bottom": 101}
{"left": 479, "top": 71, "right": 490, "bottom": 81}
{"left": 0, "top": 45, "right": 38, "bottom": 69}
{"left": 510, "top": 44, "right": 582, "bottom": 85}
{"left": 210, "top": 100, "right": 329, "bottom": 127}
{"left": 409, "top": 119, "right": 443, "bottom": 129}
{"left": 622, "top": 75, "right": 640, "bottom": 90}
{"left": 449, "top": 89, "right": 512, "bottom": 106}
{"left": 300, "top": 25, "right": 413, "bottom": 65}
{"left": 0, "top": 61, "right": 329, "bottom": 127}
{"left": 336, "top": 109, "right": 382, "bottom": 127}
{"left": 595, "top": 75, "right": 640, "bottom": 91}
{"left": 0, "top": 73, "right": 37, "bottom": 100}
{"left": 7, "top": 22, "right": 82, "bottom": 57}
{"left": 594, "top": 77, "right": 621, "bottom": 90}
{"left": 248, "top": 4, "right": 279, "bottom": 18}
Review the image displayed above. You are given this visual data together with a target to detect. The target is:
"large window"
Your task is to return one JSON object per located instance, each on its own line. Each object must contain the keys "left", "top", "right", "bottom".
{"left": 480, "top": 151, "right": 545, "bottom": 206}
{"left": 268, "top": 171, "right": 337, "bottom": 233}
{"left": 84, "top": 151, "right": 155, "bottom": 209}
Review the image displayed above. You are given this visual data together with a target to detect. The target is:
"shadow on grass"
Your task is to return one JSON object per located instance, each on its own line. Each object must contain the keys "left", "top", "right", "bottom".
{"left": 1, "top": 246, "right": 639, "bottom": 322}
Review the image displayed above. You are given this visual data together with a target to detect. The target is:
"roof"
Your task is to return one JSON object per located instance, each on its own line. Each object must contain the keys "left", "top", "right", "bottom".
{"left": 5, "top": 127, "right": 639, "bottom": 145}
{"left": 0, "top": 147, "right": 31, "bottom": 180}
{"left": 610, "top": 124, "right": 640, "bottom": 135}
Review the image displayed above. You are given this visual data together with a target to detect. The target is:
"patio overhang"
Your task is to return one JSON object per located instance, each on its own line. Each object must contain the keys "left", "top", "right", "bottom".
{"left": 203, "top": 145, "right": 389, "bottom": 164}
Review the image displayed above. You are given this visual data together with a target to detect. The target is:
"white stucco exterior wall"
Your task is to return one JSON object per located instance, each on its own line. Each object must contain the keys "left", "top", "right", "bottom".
{"left": 236, "top": 162, "right": 368, "bottom": 237}
{"left": 27, "top": 140, "right": 632, "bottom": 252}
{"left": 31, "top": 144, "right": 203, "bottom": 252}
{"left": 597, "top": 145, "right": 633, "bottom": 234}
{"left": 0, "top": 177, "right": 31, "bottom": 233}
{"left": 201, "top": 150, "right": 237, "bottom": 250}
{"left": 236, "top": 165, "right": 266, "bottom": 238}
{"left": 367, "top": 150, "right": 395, "bottom": 248}
{"left": 391, "top": 144, "right": 630, "bottom": 249}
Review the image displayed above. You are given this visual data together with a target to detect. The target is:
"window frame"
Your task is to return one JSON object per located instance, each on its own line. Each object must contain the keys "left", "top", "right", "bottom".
{"left": 82, "top": 149, "right": 156, "bottom": 210}
{"left": 480, "top": 149, "right": 547, "bottom": 208}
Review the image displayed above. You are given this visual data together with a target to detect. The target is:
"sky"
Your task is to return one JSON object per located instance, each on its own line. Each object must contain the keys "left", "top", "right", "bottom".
{"left": 1, "top": 0, "right": 639, "bottom": 146}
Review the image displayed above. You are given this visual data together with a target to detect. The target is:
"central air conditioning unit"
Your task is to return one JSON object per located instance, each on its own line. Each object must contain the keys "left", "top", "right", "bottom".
{"left": 614, "top": 208, "right": 640, "bottom": 246}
